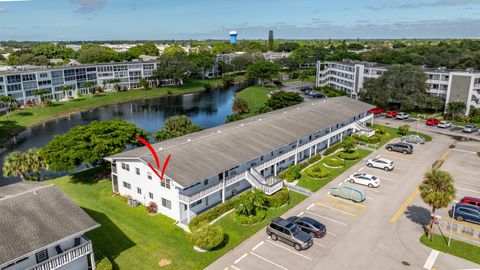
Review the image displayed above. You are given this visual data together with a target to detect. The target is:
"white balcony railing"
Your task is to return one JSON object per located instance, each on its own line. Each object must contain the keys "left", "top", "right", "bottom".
{"left": 474, "top": 83, "right": 480, "bottom": 89}
{"left": 179, "top": 173, "right": 247, "bottom": 204}
{"left": 28, "top": 238, "right": 92, "bottom": 270}
{"left": 245, "top": 170, "right": 283, "bottom": 195}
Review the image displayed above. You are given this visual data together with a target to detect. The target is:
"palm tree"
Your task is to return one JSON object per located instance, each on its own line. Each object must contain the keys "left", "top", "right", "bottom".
{"left": 419, "top": 169, "right": 456, "bottom": 237}
{"left": 235, "top": 199, "right": 255, "bottom": 216}
{"left": 60, "top": 84, "right": 74, "bottom": 100}
{"left": 299, "top": 71, "right": 309, "bottom": 83}
{"left": 33, "top": 89, "right": 51, "bottom": 107}
{"left": 109, "top": 78, "right": 121, "bottom": 91}
{"left": 3, "top": 151, "right": 29, "bottom": 181}
{"left": 84, "top": 81, "right": 97, "bottom": 96}
{"left": 0, "top": 96, "right": 16, "bottom": 117}
{"left": 341, "top": 136, "right": 356, "bottom": 153}
{"left": 25, "top": 148, "right": 46, "bottom": 181}
{"left": 249, "top": 189, "right": 267, "bottom": 209}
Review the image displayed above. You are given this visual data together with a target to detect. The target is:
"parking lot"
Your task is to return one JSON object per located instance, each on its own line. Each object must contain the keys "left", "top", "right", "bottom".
{"left": 209, "top": 137, "right": 474, "bottom": 270}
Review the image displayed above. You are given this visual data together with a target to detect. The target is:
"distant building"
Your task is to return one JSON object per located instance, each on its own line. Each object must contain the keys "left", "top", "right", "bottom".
{"left": 100, "top": 43, "right": 137, "bottom": 52}
{"left": 263, "top": 51, "right": 291, "bottom": 61}
{"left": 229, "top": 31, "right": 238, "bottom": 44}
{"left": 65, "top": 44, "right": 82, "bottom": 52}
{"left": 316, "top": 59, "right": 480, "bottom": 115}
{"left": 0, "top": 182, "right": 99, "bottom": 270}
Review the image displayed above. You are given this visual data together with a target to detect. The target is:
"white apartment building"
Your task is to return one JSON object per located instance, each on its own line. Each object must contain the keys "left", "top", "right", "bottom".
{"left": 0, "top": 60, "right": 175, "bottom": 105}
{"left": 0, "top": 182, "right": 99, "bottom": 270}
{"left": 316, "top": 60, "right": 480, "bottom": 114}
{"left": 105, "top": 97, "right": 374, "bottom": 225}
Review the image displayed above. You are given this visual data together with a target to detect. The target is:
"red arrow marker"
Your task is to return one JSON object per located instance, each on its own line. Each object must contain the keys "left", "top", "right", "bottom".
{"left": 137, "top": 136, "right": 171, "bottom": 181}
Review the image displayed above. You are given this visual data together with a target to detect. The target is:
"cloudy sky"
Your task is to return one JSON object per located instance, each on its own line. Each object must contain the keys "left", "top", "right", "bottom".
{"left": 0, "top": 0, "right": 479, "bottom": 41}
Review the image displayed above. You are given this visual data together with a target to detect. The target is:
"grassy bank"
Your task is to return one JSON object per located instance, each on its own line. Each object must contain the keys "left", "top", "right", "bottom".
{"left": 0, "top": 78, "right": 223, "bottom": 142}
{"left": 49, "top": 168, "right": 306, "bottom": 270}
{"left": 420, "top": 233, "right": 480, "bottom": 265}
{"left": 236, "top": 85, "right": 275, "bottom": 118}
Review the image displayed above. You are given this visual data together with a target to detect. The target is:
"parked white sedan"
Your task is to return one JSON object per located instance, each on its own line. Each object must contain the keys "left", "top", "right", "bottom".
{"left": 437, "top": 121, "right": 452, "bottom": 128}
{"left": 396, "top": 112, "right": 409, "bottom": 120}
{"left": 366, "top": 158, "right": 394, "bottom": 171}
{"left": 347, "top": 173, "right": 381, "bottom": 188}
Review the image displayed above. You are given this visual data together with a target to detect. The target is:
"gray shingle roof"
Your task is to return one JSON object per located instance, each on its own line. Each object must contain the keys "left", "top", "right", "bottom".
{"left": 106, "top": 97, "right": 374, "bottom": 187}
{"left": 0, "top": 182, "right": 99, "bottom": 265}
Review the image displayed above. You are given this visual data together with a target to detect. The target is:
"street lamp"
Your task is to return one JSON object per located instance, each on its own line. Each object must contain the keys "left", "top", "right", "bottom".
{"left": 448, "top": 199, "right": 459, "bottom": 247}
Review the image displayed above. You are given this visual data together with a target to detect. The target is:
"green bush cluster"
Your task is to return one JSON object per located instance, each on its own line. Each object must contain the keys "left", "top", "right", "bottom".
{"left": 324, "top": 142, "right": 342, "bottom": 156}
{"left": 188, "top": 222, "right": 225, "bottom": 250}
{"left": 265, "top": 187, "right": 290, "bottom": 208}
{"left": 324, "top": 157, "right": 343, "bottom": 167}
{"left": 374, "top": 125, "right": 386, "bottom": 135}
{"left": 338, "top": 151, "right": 360, "bottom": 160}
{"left": 367, "top": 134, "right": 381, "bottom": 144}
{"left": 306, "top": 166, "right": 330, "bottom": 178}
{"left": 281, "top": 164, "right": 303, "bottom": 182}
{"left": 235, "top": 209, "right": 266, "bottom": 225}
{"left": 398, "top": 125, "right": 410, "bottom": 135}
{"left": 307, "top": 153, "right": 322, "bottom": 165}
{"left": 189, "top": 195, "right": 243, "bottom": 230}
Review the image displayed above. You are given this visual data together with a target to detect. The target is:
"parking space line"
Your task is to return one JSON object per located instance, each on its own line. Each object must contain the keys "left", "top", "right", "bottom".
{"left": 249, "top": 252, "right": 289, "bottom": 270}
{"left": 379, "top": 176, "right": 395, "bottom": 182}
{"left": 423, "top": 249, "right": 439, "bottom": 270}
{"left": 265, "top": 240, "right": 313, "bottom": 261}
{"left": 298, "top": 211, "right": 304, "bottom": 216}
{"left": 314, "top": 242, "right": 326, "bottom": 248}
{"left": 443, "top": 217, "right": 480, "bottom": 229}
{"left": 391, "top": 187, "right": 419, "bottom": 223}
{"left": 305, "top": 210, "right": 347, "bottom": 226}
{"left": 316, "top": 202, "right": 358, "bottom": 217}
{"left": 252, "top": 241, "right": 264, "bottom": 251}
{"left": 230, "top": 265, "right": 242, "bottom": 270}
{"left": 366, "top": 196, "right": 375, "bottom": 201}
{"left": 456, "top": 187, "right": 480, "bottom": 194}
{"left": 234, "top": 253, "right": 248, "bottom": 264}
{"left": 306, "top": 203, "right": 315, "bottom": 210}
{"left": 327, "top": 231, "right": 337, "bottom": 237}
{"left": 325, "top": 194, "right": 366, "bottom": 208}
{"left": 458, "top": 181, "right": 480, "bottom": 189}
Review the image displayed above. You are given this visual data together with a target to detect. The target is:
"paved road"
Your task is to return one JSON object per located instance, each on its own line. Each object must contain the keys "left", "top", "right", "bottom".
{"left": 206, "top": 120, "right": 480, "bottom": 270}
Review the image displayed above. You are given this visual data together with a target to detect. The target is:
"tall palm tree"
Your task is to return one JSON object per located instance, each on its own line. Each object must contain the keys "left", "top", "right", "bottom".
{"left": 60, "top": 84, "right": 74, "bottom": 100}
{"left": 84, "top": 81, "right": 97, "bottom": 96}
{"left": 235, "top": 199, "right": 255, "bottom": 216}
{"left": 3, "top": 151, "right": 29, "bottom": 181}
{"left": 419, "top": 169, "right": 456, "bottom": 237}
{"left": 0, "top": 96, "right": 16, "bottom": 117}
{"left": 33, "top": 89, "right": 51, "bottom": 107}
{"left": 249, "top": 189, "right": 267, "bottom": 209}
{"left": 25, "top": 148, "right": 46, "bottom": 181}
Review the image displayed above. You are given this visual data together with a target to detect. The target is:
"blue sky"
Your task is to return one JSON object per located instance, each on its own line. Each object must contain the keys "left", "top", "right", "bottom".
{"left": 0, "top": 0, "right": 479, "bottom": 40}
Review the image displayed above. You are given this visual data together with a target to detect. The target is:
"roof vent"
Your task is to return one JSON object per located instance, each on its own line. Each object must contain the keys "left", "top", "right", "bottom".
{"left": 217, "top": 130, "right": 221, "bottom": 133}
{"left": 258, "top": 118, "right": 262, "bottom": 121}
{"left": 283, "top": 111, "right": 287, "bottom": 114}
{"left": 187, "top": 138, "right": 191, "bottom": 142}
{"left": 158, "top": 147, "right": 163, "bottom": 150}
{"left": 241, "top": 124, "right": 244, "bottom": 126}
{"left": 297, "top": 107, "right": 300, "bottom": 110}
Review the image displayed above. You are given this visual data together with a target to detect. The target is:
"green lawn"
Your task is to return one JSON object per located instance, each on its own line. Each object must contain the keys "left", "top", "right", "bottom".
{"left": 49, "top": 168, "right": 306, "bottom": 270}
{"left": 297, "top": 148, "right": 371, "bottom": 191}
{"left": 420, "top": 233, "right": 480, "bottom": 265}
{"left": 236, "top": 85, "right": 276, "bottom": 118}
{"left": 0, "top": 78, "right": 223, "bottom": 142}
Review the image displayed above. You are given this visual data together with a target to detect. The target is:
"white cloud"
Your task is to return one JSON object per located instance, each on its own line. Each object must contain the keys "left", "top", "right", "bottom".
{"left": 0, "top": 7, "right": 7, "bottom": 12}
{"left": 70, "top": 0, "right": 107, "bottom": 14}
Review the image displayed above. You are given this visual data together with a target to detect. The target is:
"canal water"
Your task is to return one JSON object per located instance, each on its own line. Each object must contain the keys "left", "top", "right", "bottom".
{"left": 0, "top": 83, "right": 248, "bottom": 185}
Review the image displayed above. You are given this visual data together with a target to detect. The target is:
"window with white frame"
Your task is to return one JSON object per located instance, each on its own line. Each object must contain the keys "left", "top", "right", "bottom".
{"left": 123, "top": 182, "right": 131, "bottom": 189}
{"left": 149, "top": 192, "right": 154, "bottom": 199}
{"left": 147, "top": 172, "right": 152, "bottom": 180}
{"left": 161, "top": 179, "right": 171, "bottom": 189}
{"left": 136, "top": 167, "right": 140, "bottom": 175}
{"left": 137, "top": 187, "right": 142, "bottom": 194}
{"left": 162, "top": 198, "right": 171, "bottom": 209}
{"left": 190, "top": 199, "right": 202, "bottom": 208}
{"left": 121, "top": 163, "right": 130, "bottom": 171}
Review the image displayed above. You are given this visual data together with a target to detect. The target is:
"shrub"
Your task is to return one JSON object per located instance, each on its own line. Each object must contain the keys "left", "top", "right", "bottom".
{"left": 283, "top": 164, "right": 302, "bottom": 182}
{"left": 374, "top": 126, "right": 386, "bottom": 135}
{"left": 167, "top": 90, "right": 173, "bottom": 95}
{"left": 306, "top": 166, "right": 330, "bottom": 178}
{"left": 324, "top": 142, "right": 342, "bottom": 156}
{"left": 367, "top": 135, "right": 381, "bottom": 144}
{"left": 398, "top": 125, "right": 410, "bottom": 135}
{"left": 266, "top": 187, "right": 290, "bottom": 208}
{"left": 477, "top": 152, "right": 480, "bottom": 158}
{"left": 146, "top": 202, "right": 158, "bottom": 214}
{"left": 204, "top": 83, "right": 213, "bottom": 91}
{"left": 338, "top": 151, "right": 360, "bottom": 160}
{"left": 458, "top": 115, "right": 470, "bottom": 123}
{"left": 324, "top": 157, "right": 343, "bottom": 167}
{"left": 235, "top": 209, "right": 266, "bottom": 225}
{"left": 188, "top": 222, "right": 225, "bottom": 250}
{"left": 307, "top": 153, "right": 322, "bottom": 165}
{"left": 226, "top": 114, "right": 242, "bottom": 123}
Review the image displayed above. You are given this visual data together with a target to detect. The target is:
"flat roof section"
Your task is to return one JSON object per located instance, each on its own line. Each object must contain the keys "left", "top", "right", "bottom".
{"left": 107, "top": 97, "right": 374, "bottom": 187}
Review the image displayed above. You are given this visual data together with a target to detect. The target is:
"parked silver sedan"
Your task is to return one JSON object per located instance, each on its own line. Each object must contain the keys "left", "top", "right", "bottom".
{"left": 437, "top": 121, "right": 452, "bottom": 128}
{"left": 401, "top": 134, "right": 425, "bottom": 144}
{"left": 463, "top": 125, "right": 479, "bottom": 133}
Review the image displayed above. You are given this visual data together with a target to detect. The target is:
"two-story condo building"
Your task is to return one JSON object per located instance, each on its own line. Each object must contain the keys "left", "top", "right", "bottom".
{"left": 105, "top": 97, "right": 374, "bottom": 225}
{"left": 0, "top": 182, "right": 99, "bottom": 270}
{"left": 316, "top": 60, "right": 480, "bottom": 115}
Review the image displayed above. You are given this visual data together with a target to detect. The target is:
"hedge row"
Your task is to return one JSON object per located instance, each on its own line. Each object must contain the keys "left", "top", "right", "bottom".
{"left": 338, "top": 151, "right": 360, "bottom": 160}
{"left": 307, "top": 153, "right": 322, "bottom": 165}
{"left": 235, "top": 210, "right": 267, "bottom": 225}
{"left": 324, "top": 142, "right": 343, "bottom": 156}
{"left": 189, "top": 194, "right": 244, "bottom": 230}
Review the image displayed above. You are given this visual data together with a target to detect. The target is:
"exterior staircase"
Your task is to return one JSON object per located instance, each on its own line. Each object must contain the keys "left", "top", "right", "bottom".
{"left": 354, "top": 120, "right": 375, "bottom": 137}
{"left": 245, "top": 168, "right": 283, "bottom": 195}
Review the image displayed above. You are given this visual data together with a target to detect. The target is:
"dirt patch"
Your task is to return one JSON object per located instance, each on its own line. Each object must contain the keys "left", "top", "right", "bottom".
{"left": 158, "top": 259, "right": 172, "bottom": 267}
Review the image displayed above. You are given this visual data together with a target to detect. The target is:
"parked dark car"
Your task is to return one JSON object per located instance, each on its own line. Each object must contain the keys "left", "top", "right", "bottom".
{"left": 266, "top": 217, "right": 313, "bottom": 251}
{"left": 386, "top": 142, "right": 413, "bottom": 154}
{"left": 287, "top": 216, "right": 327, "bottom": 238}
{"left": 310, "top": 92, "right": 325, "bottom": 99}
{"left": 300, "top": 87, "right": 312, "bottom": 92}
{"left": 449, "top": 203, "right": 480, "bottom": 224}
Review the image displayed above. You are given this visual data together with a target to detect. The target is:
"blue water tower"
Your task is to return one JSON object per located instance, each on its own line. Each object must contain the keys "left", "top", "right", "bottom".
{"left": 229, "top": 31, "right": 238, "bottom": 44}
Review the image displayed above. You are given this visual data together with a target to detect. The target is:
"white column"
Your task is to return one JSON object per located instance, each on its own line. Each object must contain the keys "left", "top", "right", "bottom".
{"left": 274, "top": 163, "right": 277, "bottom": 176}
{"left": 309, "top": 147, "right": 312, "bottom": 157}
{"left": 294, "top": 141, "right": 299, "bottom": 165}
{"left": 90, "top": 252, "right": 96, "bottom": 270}
{"left": 222, "top": 172, "right": 226, "bottom": 203}
{"left": 314, "top": 144, "right": 317, "bottom": 155}
{"left": 187, "top": 204, "right": 191, "bottom": 224}
{"left": 340, "top": 132, "right": 343, "bottom": 142}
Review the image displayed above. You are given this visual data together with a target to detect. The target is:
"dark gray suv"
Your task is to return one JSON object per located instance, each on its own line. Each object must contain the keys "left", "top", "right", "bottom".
{"left": 266, "top": 217, "right": 313, "bottom": 251}
{"left": 386, "top": 142, "right": 413, "bottom": 154}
